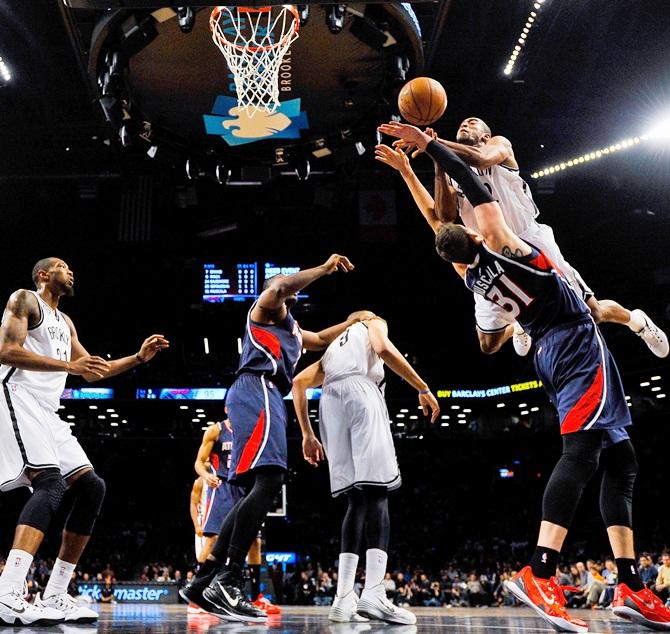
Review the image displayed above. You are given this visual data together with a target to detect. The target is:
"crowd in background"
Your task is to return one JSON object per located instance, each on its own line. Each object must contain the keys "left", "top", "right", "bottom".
{"left": 3, "top": 550, "right": 668, "bottom": 608}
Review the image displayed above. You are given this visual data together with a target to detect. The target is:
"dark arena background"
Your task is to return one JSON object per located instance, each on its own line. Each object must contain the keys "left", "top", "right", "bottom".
{"left": 0, "top": 1, "right": 669, "bottom": 632}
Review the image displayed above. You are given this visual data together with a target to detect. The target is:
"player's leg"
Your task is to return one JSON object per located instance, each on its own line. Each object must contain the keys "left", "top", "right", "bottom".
{"left": 0, "top": 390, "right": 69, "bottom": 626}
{"left": 199, "top": 536, "right": 217, "bottom": 563}
{"left": 248, "top": 531, "right": 281, "bottom": 614}
{"left": 203, "top": 466, "right": 283, "bottom": 622}
{"left": 602, "top": 436, "right": 670, "bottom": 628}
{"left": 506, "top": 431, "right": 604, "bottom": 633}
{"left": 477, "top": 325, "right": 514, "bottom": 354}
{"left": 39, "top": 438, "right": 104, "bottom": 624}
{"left": 587, "top": 297, "right": 668, "bottom": 358}
{"left": 473, "top": 294, "right": 519, "bottom": 354}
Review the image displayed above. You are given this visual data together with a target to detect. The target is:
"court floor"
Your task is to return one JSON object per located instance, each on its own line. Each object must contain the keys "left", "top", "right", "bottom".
{"left": 1, "top": 604, "right": 645, "bottom": 634}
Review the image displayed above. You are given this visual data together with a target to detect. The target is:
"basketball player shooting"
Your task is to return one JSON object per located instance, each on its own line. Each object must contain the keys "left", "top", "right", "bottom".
{"left": 379, "top": 121, "right": 670, "bottom": 633}
{"left": 182, "top": 254, "right": 367, "bottom": 623}
{"left": 0, "top": 257, "right": 168, "bottom": 626}
{"left": 377, "top": 117, "right": 668, "bottom": 359}
{"left": 292, "top": 312, "right": 438, "bottom": 625}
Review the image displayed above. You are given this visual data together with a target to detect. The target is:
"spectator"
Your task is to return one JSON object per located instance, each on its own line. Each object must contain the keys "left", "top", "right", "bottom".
{"left": 585, "top": 561, "right": 606, "bottom": 609}
{"left": 466, "top": 573, "right": 486, "bottom": 607}
{"left": 383, "top": 572, "right": 396, "bottom": 601}
{"left": 639, "top": 553, "right": 659, "bottom": 588}
{"left": 655, "top": 551, "right": 670, "bottom": 602}
{"left": 100, "top": 575, "right": 114, "bottom": 604}
{"left": 600, "top": 559, "right": 617, "bottom": 607}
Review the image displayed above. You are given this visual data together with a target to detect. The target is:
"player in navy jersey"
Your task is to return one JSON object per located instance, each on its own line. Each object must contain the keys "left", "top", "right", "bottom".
{"left": 379, "top": 121, "right": 670, "bottom": 633}
{"left": 183, "top": 253, "right": 364, "bottom": 622}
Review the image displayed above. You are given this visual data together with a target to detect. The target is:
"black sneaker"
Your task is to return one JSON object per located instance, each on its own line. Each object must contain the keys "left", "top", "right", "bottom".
{"left": 202, "top": 565, "right": 267, "bottom": 623}
{"left": 179, "top": 569, "right": 218, "bottom": 611}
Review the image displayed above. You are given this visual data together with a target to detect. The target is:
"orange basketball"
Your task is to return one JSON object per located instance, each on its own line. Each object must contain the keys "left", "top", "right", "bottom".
{"left": 397, "top": 77, "right": 448, "bottom": 126}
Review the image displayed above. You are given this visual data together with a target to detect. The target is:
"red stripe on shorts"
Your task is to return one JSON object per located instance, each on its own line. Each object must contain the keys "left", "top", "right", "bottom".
{"left": 235, "top": 410, "right": 266, "bottom": 475}
{"left": 561, "top": 363, "right": 604, "bottom": 434}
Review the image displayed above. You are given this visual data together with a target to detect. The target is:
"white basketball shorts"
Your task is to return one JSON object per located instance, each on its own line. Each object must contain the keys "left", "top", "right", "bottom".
{"left": 0, "top": 382, "right": 92, "bottom": 491}
{"left": 474, "top": 222, "right": 594, "bottom": 333}
{"left": 319, "top": 375, "right": 401, "bottom": 497}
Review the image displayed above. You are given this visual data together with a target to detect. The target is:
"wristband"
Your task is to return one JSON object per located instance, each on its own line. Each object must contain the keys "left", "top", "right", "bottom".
{"left": 135, "top": 352, "right": 146, "bottom": 364}
{"left": 419, "top": 388, "right": 431, "bottom": 395}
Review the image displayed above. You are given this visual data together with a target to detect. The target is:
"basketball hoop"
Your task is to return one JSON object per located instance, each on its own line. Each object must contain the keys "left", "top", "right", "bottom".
{"left": 210, "top": 5, "right": 300, "bottom": 117}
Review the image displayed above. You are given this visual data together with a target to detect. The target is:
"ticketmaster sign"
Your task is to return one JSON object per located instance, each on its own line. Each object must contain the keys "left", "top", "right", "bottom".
{"left": 77, "top": 582, "right": 178, "bottom": 603}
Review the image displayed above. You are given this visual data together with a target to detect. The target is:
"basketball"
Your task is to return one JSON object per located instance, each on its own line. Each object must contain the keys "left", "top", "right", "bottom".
{"left": 397, "top": 77, "right": 448, "bottom": 126}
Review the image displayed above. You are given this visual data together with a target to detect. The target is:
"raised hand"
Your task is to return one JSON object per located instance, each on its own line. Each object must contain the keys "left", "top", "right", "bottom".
{"left": 322, "top": 254, "right": 355, "bottom": 275}
{"left": 378, "top": 121, "right": 430, "bottom": 152}
{"left": 137, "top": 334, "right": 170, "bottom": 363}
{"left": 374, "top": 144, "right": 412, "bottom": 176}
{"left": 67, "top": 355, "right": 111, "bottom": 378}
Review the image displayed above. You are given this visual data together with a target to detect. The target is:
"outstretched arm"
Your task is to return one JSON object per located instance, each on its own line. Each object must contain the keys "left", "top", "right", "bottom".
{"left": 292, "top": 360, "right": 326, "bottom": 466}
{"left": 367, "top": 318, "right": 440, "bottom": 422}
{"left": 301, "top": 309, "right": 372, "bottom": 352}
{"left": 252, "top": 254, "right": 354, "bottom": 323}
{"left": 435, "top": 136, "right": 516, "bottom": 170}
{"left": 0, "top": 291, "right": 110, "bottom": 378}
{"left": 66, "top": 315, "right": 169, "bottom": 383}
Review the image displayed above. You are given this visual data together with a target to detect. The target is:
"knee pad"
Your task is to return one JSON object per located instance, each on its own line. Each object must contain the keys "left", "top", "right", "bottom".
{"left": 18, "top": 469, "right": 67, "bottom": 533}
{"left": 65, "top": 471, "right": 106, "bottom": 536}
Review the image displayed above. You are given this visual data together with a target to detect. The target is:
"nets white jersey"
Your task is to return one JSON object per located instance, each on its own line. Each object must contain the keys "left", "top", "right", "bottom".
{"left": 0, "top": 291, "right": 71, "bottom": 411}
{"left": 321, "top": 322, "right": 384, "bottom": 387}
{"left": 453, "top": 163, "right": 539, "bottom": 236}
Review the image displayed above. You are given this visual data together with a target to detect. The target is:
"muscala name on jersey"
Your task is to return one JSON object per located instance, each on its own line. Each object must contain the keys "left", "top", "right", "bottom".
{"left": 47, "top": 325, "right": 70, "bottom": 346}
{"left": 471, "top": 260, "right": 506, "bottom": 296}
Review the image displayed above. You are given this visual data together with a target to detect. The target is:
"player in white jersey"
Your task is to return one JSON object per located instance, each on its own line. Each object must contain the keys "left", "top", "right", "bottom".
{"left": 190, "top": 470, "right": 208, "bottom": 563}
{"left": 292, "top": 312, "right": 439, "bottom": 625}
{"left": 0, "top": 257, "right": 169, "bottom": 626}
{"left": 376, "top": 117, "right": 668, "bottom": 359}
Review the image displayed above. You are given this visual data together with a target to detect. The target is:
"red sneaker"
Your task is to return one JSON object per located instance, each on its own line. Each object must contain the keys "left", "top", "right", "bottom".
{"left": 505, "top": 566, "right": 589, "bottom": 633}
{"left": 252, "top": 593, "right": 281, "bottom": 615}
{"left": 612, "top": 584, "right": 670, "bottom": 630}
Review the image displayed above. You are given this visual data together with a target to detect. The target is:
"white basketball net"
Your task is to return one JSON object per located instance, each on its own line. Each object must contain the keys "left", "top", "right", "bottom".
{"left": 210, "top": 5, "right": 300, "bottom": 117}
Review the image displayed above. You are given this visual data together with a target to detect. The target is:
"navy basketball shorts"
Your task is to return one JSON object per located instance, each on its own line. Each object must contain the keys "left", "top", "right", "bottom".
{"left": 226, "top": 373, "right": 288, "bottom": 483}
{"left": 202, "top": 481, "right": 245, "bottom": 536}
{"left": 534, "top": 318, "right": 632, "bottom": 445}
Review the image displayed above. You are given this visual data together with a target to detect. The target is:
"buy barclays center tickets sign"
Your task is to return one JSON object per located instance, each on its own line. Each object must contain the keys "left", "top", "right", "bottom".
{"left": 77, "top": 583, "right": 178, "bottom": 604}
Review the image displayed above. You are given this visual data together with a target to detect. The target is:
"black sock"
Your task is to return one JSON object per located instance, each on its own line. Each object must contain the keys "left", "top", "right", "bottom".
{"left": 250, "top": 564, "right": 261, "bottom": 600}
{"left": 196, "top": 559, "right": 220, "bottom": 580}
{"left": 529, "top": 546, "right": 560, "bottom": 580}
{"left": 616, "top": 558, "right": 644, "bottom": 591}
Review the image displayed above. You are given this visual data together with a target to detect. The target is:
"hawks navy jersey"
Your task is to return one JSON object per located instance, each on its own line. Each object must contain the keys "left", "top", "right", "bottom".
{"left": 236, "top": 302, "right": 303, "bottom": 395}
{"left": 465, "top": 242, "right": 589, "bottom": 341}
{"left": 210, "top": 422, "right": 233, "bottom": 479}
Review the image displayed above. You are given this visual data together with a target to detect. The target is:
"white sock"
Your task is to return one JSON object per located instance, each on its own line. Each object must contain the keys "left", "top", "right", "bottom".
{"left": 336, "top": 552, "right": 358, "bottom": 597}
{"left": 44, "top": 558, "right": 76, "bottom": 598}
{"left": 626, "top": 310, "right": 645, "bottom": 332}
{"left": 364, "top": 548, "right": 387, "bottom": 589}
{"left": 0, "top": 549, "right": 33, "bottom": 594}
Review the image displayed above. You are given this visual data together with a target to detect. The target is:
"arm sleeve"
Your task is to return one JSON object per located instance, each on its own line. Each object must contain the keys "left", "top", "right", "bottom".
{"left": 425, "top": 140, "right": 495, "bottom": 208}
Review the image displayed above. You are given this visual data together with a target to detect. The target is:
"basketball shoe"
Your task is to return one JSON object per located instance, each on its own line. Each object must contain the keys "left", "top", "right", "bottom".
{"left": 252, "top": 593, "right": 281, "bottom": 615}
{"left": 357, "top": 584, "right": 416, "bottom": 625}
{"left": 329, "top": 591, "right": 369, "bottom": 622}
{"left": 512, "top": 323, "right": 532, "bottom": 356}
{"left": 0, "top": 587, "right": 64, "bottom": 626}
{"left": 632, "top": 310, "right": 669, "bottom": 358}
{"left": 36, "top": 592, "right": 98, "bottom": 623}
{"left": 505, "top": 566, "right": 588, "bottom": 632}
{"left": 611, "top": 583, "right": 670, "bottom": 630}
{"left": 202, "top": 563, "right": 267, "bottom": 623}
{"left": 180, "top": 568, "right": 219, "bottom": 612}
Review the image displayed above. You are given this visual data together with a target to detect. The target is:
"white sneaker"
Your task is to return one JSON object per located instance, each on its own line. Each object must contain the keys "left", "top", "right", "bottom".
{"left": 632, "top": 309, "right": 669, "bottom": 358}
{"left": 37, "top": 592, "right": 98, "bottom": 623}
{"left": 357, "top": 585, "right": 416, "bottom": 625}
{"left": 329, "top": 591, "right": 369, "bottom": 622}
{"left": 0, "top": 588, "right": 64, "bottom": 626}
{"left": 512, "top": 323, "right": 532, "bottom": 356}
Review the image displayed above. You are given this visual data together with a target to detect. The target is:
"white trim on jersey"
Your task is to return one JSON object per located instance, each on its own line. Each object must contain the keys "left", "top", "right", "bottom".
{"left": 251, "top": 375, "right": 272, "bottom": 470}
{"left": 245, "top": 302, "right": 278, "bottom": 376}
{"left": 481, "top": 243, "right": 554, "bottom": 277}
{"left": 583, "top": 322, "right": 609, "bottom": 430}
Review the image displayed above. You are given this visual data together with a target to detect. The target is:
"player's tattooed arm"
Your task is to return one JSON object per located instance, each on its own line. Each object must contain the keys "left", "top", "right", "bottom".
{"left": 0, "top": 290, "right": 72, "bottom": 372}
{"left": 501, "top": 245, "right": 527, "bottom": 258}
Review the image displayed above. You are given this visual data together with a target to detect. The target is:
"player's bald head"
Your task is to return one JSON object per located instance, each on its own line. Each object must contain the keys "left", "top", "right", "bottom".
{"left": 31, "top": 257, "right": 59, "bottom": 287}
